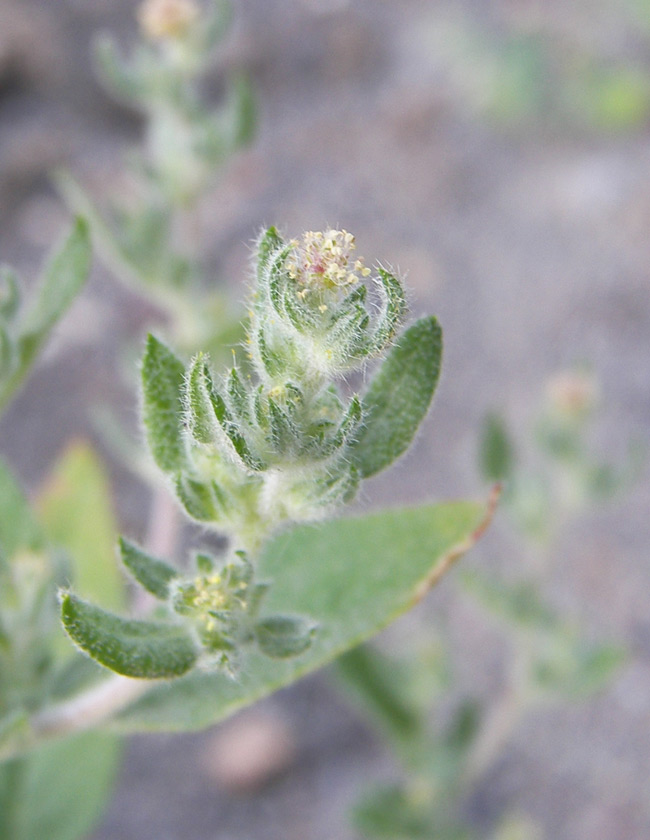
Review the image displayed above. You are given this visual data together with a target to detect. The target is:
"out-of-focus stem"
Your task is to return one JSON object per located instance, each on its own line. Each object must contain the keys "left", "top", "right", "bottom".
{"left": 146, "top": 482, "right": 181, "bottom": 559}
{"left": 30, "top": 674, "right": 151, "bottom": 742}
{"left": 463, "top": 647, "right": 529, "bottom": 784}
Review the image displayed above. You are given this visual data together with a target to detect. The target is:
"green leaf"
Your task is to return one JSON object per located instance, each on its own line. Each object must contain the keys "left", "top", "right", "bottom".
{"left": 119, "top": 537, "right": 178, "bottom": 600}
{"left": 336, "top": 645, "right": 424, "bottom": 745}
{"left": 37, "top": 442, "right": 123, "bottom": 611}
{"left": 350, "top": 317, "right": 443, "bottom": 478}
{"left": 93, "top": 35, "right": 144, "bottom": 103}
{"left": 460, "top": 570, "right": 555, "bottom": 630}
{"left": 111, "top": 499, "right": 488, "bottom": 732}
{"left": 60, "top": 593, "right": 197, "bottom": 679}
{"left": 479, "top": 413, "right": 514, "bottom": 482}
{"left": 0, "top": 710, "right": 30, "bottom": 762}
{"left": 185, "top": 353, "right": 220, "bottom": 445}
{"left": 185, "top": 353, "right": 264, "bottom": 470}
{"left": 20, "top": 218, "right": 91, "bottom": 343}
{"left": 368, "top": 268, "right": 408, "bottom": 353}
{"left": 230, "top": 73, "right": 257, "bottom": 148}
{"left": 0, "top": 220, "right": 91, "bottom": 413}
{"left": 0, "top": 459, "right": 43, "bottom": 558}
{"left": 0, "top": 322, "right": 14, "bottom": 376}
{"left": 174, "top": 475, "right": 223, "bottom": 523}
{"left": 141, "top": 334, "right": 187, "bottom": 474}
{"left": 0, "top": 731, "right": 121, "bottom": 840}
{"left": 254, "top": 615, "right": 316, "bottom": 658}
{"left": 256, "top": 227, "right": 284, "bottom": 288}
{"left": 0, "top": 265, "right": 21, "bottom": 319}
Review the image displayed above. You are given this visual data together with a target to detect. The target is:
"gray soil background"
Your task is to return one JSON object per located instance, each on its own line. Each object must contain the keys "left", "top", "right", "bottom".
{"left": 1, "top": 1, "right": 649, "bottom": 838}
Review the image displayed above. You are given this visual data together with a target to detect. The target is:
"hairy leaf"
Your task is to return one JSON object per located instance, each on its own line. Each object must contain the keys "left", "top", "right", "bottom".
{"left": 255, "top": 616, "right": 316, "bottom": 659}
{"left": 111, "top": 499, "right": 488, "bottom": 732}
{"left": 174, "top": 475, "right": 223, "bottom": 523}
{"left": 141, "top": 334, "right": 186, "bottom": 473}
{"left": 60, "top": 594, "right": 197, "bottom": 679}
{"left": 350, "top": 317, "right": 442, "bottom": 478}
{"left": 119, "top": 537, "right": 178, "bottom": 600}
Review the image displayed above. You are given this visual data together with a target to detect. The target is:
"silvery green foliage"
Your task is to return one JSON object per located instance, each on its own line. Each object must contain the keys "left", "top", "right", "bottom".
{"left": 0, "top": 220, "right": 91, "bottom": 414}
{"left": 61, "top": 228, "right": 443, "bottom": 680}
{"left": 145, "top": 227, "right": 442, "bottom": 542}
{"left": 61, "top": 542, "right": 315, "bottom": 679}
{"left": 95, "top": 0, "right": 254, "bottom": 207}
{"left": 57, "top": 1, "right": 255, "bottom": 354}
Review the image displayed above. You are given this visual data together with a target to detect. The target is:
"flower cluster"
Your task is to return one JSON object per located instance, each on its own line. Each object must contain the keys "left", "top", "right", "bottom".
{"left": 249, "top": 227, "right": 406, "bottom": 382}
{"left": 287, "top": 229, "right": 371, "bottom": 296}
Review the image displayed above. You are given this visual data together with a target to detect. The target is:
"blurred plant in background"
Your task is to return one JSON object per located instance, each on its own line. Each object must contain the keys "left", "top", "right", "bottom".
{"left": 58, "top": 0, "right": 259, "bottom": 555}
{"left": 57, "top": 0, "right": 255, "bottom": 355}
{"left": 339, "top": 368, "right": 639, "bottom": 840}
{"left": 421, "top": 1, "right": 650, "bottom": 133}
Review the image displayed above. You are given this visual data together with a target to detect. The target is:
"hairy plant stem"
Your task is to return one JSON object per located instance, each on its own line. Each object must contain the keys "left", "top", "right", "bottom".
{"left": 29, "top": 674, "right": 151, "bottom": 743}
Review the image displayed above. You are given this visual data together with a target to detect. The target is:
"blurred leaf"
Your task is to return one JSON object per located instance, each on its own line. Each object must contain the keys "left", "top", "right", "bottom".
{"left": 230, "top": 73, "right": 256, "bottom": 149}
{"left": 479, "top": 413, "right": 514, "bottom": 482}
{"left": 94, "top": 35, "right": 144, "bottom": 104}
{"left": 0, "top": 459, "right": 43, "bottom": 559}
{"left": 486, "top": 36, "right": 549, "bottom": 125}
{"left": 111, "top": 500, "right": 488, "bottom": 732}
{"left": 353, "top": 784, "right": 469, "bottom": 840}
{"left": 460, "top": 570, "right": 554, "bottom": 630}
{"left": 0, "top": 266, "right": 21, "bottom": 319}
{"left": 532, "top": 637, "right": 624, "bottom": 700}
{"left": 493, "top": 813, "right": 543, "bottom": 840}
{"left": 351, "top": 317, "right": 442, "bottom": 478}
{"left": 0, "top": 323, "right": 14, "bottom": 377}
{"left": 336, "top": 645, "right": 425, "bottom": 748}
{"left": 0, "top": 710, "right": 30, "bottom": 762}
{"left": 37, "top": 442, "right": 123, "bottom": 611}
{"left": 0, "top": 731, "right": 120, "bottom": 840}
{"left": 19, "top": 219, "right": 91, "bottom": 346}
{"left": 197, "top": 0, "right": 233, "bottom": 53}
{"left": 353, "top": 785, "right": 433, "bottom": 840}
{"left": 61, "top": 593, "right": 197, "bottom": 679}
{"left": 0, "top": 220, "right": 91, "bottom": 413}
{"left": 443, "top": 700, "right": 480, "bottom": 756}
{"left": 565, "top": 63, "right": 650, "bottom": 131}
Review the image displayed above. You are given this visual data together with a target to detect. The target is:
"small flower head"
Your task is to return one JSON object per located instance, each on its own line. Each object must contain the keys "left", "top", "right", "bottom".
{"left": 251, "top": 227, "right": 406, "bottom": 380}
{"left": 169, "top": 553, "right": 259, "bottom": 671}
{"left": 138, "top": 0, "right": 199, "bottom": 41}
{"left": 546, "top": 369, "right": 599, "bottom": 420}
{"left": 286, "top": 230, "right": 371, "bottom": 299}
